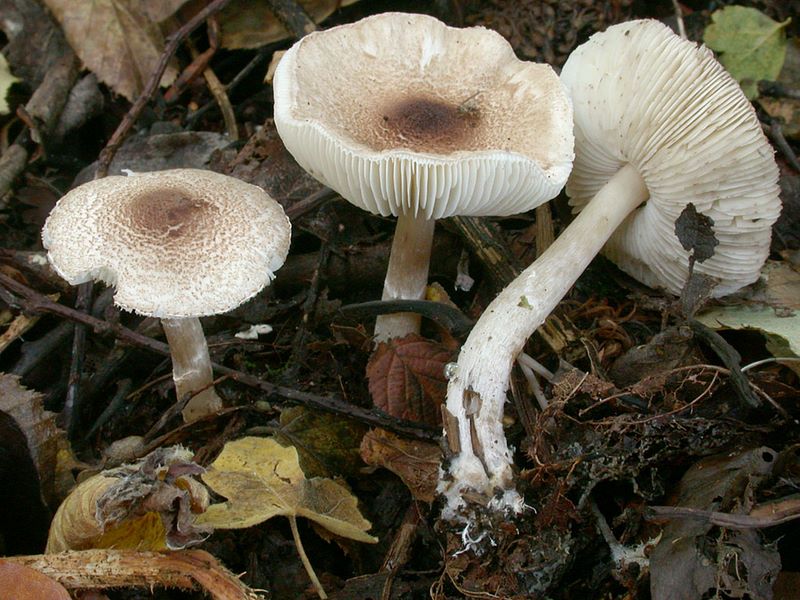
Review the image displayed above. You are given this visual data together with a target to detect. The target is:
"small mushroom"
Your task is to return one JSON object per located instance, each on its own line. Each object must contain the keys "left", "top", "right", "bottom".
{"left": 273, "top": 12, "right": 573, "bottom": 341}
{"left": 440, "top": 20, "right": 782, "bottom": 518}
{"left": 42, "top": 169, "right": 291, "bottom": 422}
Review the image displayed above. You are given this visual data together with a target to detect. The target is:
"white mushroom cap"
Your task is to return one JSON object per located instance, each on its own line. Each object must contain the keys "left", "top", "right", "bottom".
{"left": 562, "top": 19, "right": 781, "bottom": 297}
{"left": 273, "top": 12, "right": 574, "bottom": 219}
{"left": 42, "top": 169, "right": 291, "bottom": 318}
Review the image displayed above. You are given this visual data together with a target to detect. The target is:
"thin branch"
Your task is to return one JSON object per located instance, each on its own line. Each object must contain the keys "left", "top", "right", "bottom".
{"left": 0, "top": 272, "right": 438, "bottom": 441}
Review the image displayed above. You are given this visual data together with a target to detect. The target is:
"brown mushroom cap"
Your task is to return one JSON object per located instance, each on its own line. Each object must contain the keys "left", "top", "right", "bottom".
{"left": 562, "top": 20, "right": 781, "bottom": 296}
{"left": 42, "top": 169, "right": 291, "bottom": 318}
{"left": 273, "top": 12, "right": 574, "bottom": 219}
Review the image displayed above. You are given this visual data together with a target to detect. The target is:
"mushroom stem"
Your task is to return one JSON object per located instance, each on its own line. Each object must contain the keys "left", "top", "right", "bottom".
{"left": 374, "top": 212, "right": 436, "bottom": 342}
{"left": 441, "top": 164, "right": 648, "bottom": 515}
{"left": 161, "top": 317, "right": 223, "bottom": 422}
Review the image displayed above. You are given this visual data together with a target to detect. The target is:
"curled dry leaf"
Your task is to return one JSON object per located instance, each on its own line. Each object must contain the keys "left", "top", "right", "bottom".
{"left": 360, "top": 429, "right": 441, "bottom": 503}
{"left": 0, "top": 561, "right": 71, "bottom": 600}
{"left": 367, "top": 334, "right": 454, "bottom": 426}
{"left": 197, "top": 436, "right": 377, "bottom": 543}
{"left": 0, "top": 373, "right": 73, "bottom": 505}
{"left": 46, "top": 446, "right": 210, "bottom": 553}
{"left": 42, "top": 0, "right": 178, "bottom": 101}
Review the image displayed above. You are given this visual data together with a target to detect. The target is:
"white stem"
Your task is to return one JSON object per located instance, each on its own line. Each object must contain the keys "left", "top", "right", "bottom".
{"left": 161, "top": 317, "right": 223, "bottom": 422}
{"left": 373, "top": 213, "right": 436, "bottom": 343}
{"left": 440, "top": 164, "right": 648, "bottom": 515}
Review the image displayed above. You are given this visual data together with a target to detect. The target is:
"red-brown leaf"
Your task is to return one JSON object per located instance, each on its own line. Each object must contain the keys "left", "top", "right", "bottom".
{"left": 367, "top": 334, "right": 454, "bottom": 426}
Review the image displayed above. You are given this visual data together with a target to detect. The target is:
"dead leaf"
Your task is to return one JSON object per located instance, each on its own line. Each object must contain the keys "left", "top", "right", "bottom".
{"left": 649, "top": 447, "right": 781, "bottom": 600}
{"left": 0, "top": 373, "right": 73, "bottom": 505}
{"left": 139, "top": 0, "right": 191, "bottom": 22}
{"left": 0, "top": 561, "right": 70, "bottom": 599}
{"left": 198, "top": 436, "right": 377, "bottom": 543}
{"left": 218, "top": 0, "right": 360, "bottom": 49}
{"left": 675, "top": 203, "right": 719, "bottom": 263}
{"left": 367, "top": 334, "right": 454, "bottom": 426}
{"left": 275, "top": 406, "right": 367, "bottom": 478}
{"left": 360, "top": 429, "right": 441, "bottom": 503}
{"left": 42, "top": 0, "right": 178, "bottom": 101}
{"left": 46, "top": 446, "right": 210, "bottom": 553}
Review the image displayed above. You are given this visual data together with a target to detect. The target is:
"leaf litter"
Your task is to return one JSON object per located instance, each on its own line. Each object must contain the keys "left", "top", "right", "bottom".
{"left": 0, "top": 0, "right": 798, "bottom": 599}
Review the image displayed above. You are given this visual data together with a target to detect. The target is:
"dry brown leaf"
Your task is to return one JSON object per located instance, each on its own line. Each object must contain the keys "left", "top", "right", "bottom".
{"left": 42, "top": 0, "right": 177, "bottom": 101}
{"left": 0, "top": 373, "right": 73, "bottom": 505}
{"left": 367, "top": 334, "right": 454, "bottom": 426}
{"left": 0, "top": 561, "right": 71, "bottom": 599}
{"left": 198, "top": 436, "right": 377, "bottom": 543}
{"left": 360, "top": 429, "right": 441, "bottom": 503}
{"left": 46, "top": 446, "right": 209, "bottom": 553}
{"left": 139, "top": 0, "right": 191, "bottom": 22}
{"left": 218, "top": 0, "right": 360, "bottom": 49}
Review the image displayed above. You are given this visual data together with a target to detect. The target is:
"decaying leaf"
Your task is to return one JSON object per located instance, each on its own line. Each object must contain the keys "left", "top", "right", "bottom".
{"left": 46, "top": 446, "right": 209, "bottom": 553}
{"left": 649, "top": 447, "right": 781, "bottom": 600}
{"left": 367, "top": 334, "right": 454, "bottom": 426}
{"left": 0, "top": 561, "right": 70, "bottom": 600}
{"left": 696, "top": 260, "right": 800, "bottom": 369}
{"left": 198, "top": 436, "right": 377, "bottom": 543}
{"left": 42, "top": 0, "right": 178, "bottom": 101}
{"left": 674, "top": 203, "right": 719, "bottom": 263}
{"left": 0, "top": 373, "right": 73, "bottom": 505}
{"left": 275, "top": 406, "right": 367, "bottom": 478}
{"left": 218, "top": 0, "right": 360, "bottom": 49}
{"left": 360, "top": 429, "right": 441, "bottom": 503}
{"left": 704, "top": 6, "right": 790, "bottom": 99}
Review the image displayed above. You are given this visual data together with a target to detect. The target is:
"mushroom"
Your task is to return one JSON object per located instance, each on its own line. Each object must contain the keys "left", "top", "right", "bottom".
{"left": 273, "top": 12, "right": 573, "bottom": 342}
{"left": 440, "top": 19, "right": 781, "bottom": 517}
{"left": 42, "top": 169, "right": 291, "bottom": 422}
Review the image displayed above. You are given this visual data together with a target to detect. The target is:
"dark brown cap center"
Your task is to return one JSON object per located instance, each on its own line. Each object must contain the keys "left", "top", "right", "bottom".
{"left": 376, "top": 96, "right": 481, "bottom": 153}
{"left": 128, "top": 189, "right": 214, "bottom": 240}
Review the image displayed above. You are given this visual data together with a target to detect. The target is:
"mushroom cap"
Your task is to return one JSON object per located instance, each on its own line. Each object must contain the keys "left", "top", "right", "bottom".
{"left": 42, "top": 169, "right": 291, "bottom": 318}
{"left": 273, "top": 12, "right": 573, "bottom": 219}
{"left": 561, "top": 19, "right": 781, "bottom": 297}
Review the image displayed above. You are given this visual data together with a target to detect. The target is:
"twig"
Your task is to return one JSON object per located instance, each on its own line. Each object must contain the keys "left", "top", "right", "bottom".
{"left": 765, "top": 120, "right": 800, "bottom": 173}
{"left": 646, "top": 500, "right": 800, "bottom": 530}
{"left": 688, "top": 319, "right": 760, "bottom": 408}
{"left": 95, "top": 0, "right": 234, "bottom": 178}
{"left": 288, "top": 515, "right": 327, "bottom": 599}
{"left": 186, "top": 47, "right": 273, "bottom": 129}
{"left": 265, "top": 0, "right": 317, "bottom": 38}
{"left": 0, "top": 272, "right": 438, "bottom": 440}
{"left": 671, "top": 0, "right": 687, "bottom": 39}
{"left": 62, "top": 282, "right": 92, "bottom": 441}
{"left": 5, "top": 549, "right": 263, "bottom": 599}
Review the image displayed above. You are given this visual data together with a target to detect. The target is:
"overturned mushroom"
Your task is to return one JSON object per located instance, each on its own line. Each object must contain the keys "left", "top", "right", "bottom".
{"left": 42, "top": 169, "right": 291, "bottom": 422}
{"left": 273, "top": 12, "right": 573, "bottom": 342}
{"left": 440, "top": 20, "right": 781, "bottom": 518}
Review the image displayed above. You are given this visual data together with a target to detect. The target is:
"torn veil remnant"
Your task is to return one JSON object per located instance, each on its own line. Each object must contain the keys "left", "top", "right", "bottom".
{"left": 440, "top": 19, "right": 781, "bottom": 520}
{"left": 273, "top": 12, "right": 573, "bottom": 342}
{"left": 42, "top": 169, "right": 291, "bottom": 422}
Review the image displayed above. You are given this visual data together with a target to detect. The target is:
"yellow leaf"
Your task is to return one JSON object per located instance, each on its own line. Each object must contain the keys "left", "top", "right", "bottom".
{"left": 198, "top": 437, "right": 377, "bottom": 544}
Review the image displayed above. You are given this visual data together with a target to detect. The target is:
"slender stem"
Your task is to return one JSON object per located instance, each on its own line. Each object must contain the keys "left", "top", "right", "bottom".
{"left": 441, "top": 164, "right": 649, "bottom": 513}
{"left": 161, "top": 317, "right": 223, "bottom": 422}
{"left": 374, "top": 213, "right": 436, "bottom": 342}
{"left": 288, "top": 515, "right": 327, "bottom": 599}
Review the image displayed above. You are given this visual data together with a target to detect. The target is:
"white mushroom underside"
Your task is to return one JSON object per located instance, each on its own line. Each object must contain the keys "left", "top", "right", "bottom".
{"left": 562, "top": 20, "right": 781, "bottom": 296}
{"left": 273, "top": 12, "right": 574, "bottom": 219}
{"left": 42, "top": 169, "right": 291, "bottom": 318}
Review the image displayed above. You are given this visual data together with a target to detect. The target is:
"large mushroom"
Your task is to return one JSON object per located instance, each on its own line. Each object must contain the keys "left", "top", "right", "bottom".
{"left": 440, "top": 19, "right": 781, "bottom": 517}
{"left": 42, "top": 169, "right": 291, "bottom": 422}
{"left": 273, "top": 12, "right": 573, "bottom": 341}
